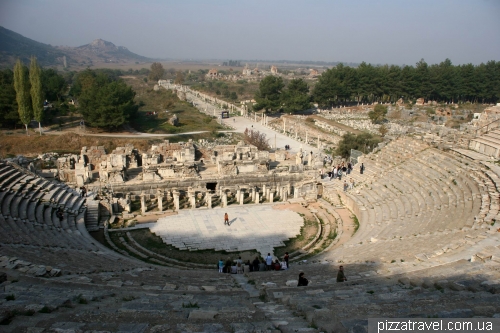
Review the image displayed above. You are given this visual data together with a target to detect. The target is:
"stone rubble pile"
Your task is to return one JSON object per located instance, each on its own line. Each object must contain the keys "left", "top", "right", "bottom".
{"left": 0, "top": 255, "right": 61, "bottom": 277}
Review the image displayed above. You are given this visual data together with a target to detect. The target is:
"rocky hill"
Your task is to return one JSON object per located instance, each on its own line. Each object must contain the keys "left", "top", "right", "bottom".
{"left": 0, "top": 26, "right": 152, "bottom": 68}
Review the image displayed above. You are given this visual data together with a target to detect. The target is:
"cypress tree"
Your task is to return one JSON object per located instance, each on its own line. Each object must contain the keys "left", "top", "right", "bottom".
{"left": 30, "top": 56, "right": 44, "bottom": 135}
{"left": 13, "top": 59, "right": 33, "bottom": 135}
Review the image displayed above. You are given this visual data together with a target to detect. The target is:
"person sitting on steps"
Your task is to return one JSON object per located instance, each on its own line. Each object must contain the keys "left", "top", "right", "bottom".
{"left": 298, "top": 272, "right": 309, "bottom": 286}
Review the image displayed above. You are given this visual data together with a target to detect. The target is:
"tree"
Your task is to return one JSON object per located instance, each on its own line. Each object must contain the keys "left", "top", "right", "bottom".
{"left": 230, "top": 91, "right": 238, "bottom": 100}
{"left": 73, "top": 70, "right": 138, "bottom": 129}
{"left": 282, "top": 78, "right": 311, "bottom": 113}
{"left": 13, "top": 59, "right": 33, "bottom": 135}
{"left": 0, "top": 69, "right": 20, "bottom": 128}
{"left": 148, "top": 62, "right": 165, "bottom": 82}
{"left": 41, "top": 68, "right": 66, "bottom": 101}
{"left": 253, "top": 76, "right": 284, "bottom": 113}
{"left": 174, "top": 71, "right": 184, "bottom": 84}
{"left": 368, "top": 104, "right": 387, "bottom": 124}
{"left": 243, "top": 128, "right": 270, "bottom": 150}
{"left": 378, "top": 124, "right": 388, "bottom": 137}
{"left": 335, "top": 133, "right": 381, "bottom": 158}
{"left": 30, "top": 56, "right": 44, "bottom": 135}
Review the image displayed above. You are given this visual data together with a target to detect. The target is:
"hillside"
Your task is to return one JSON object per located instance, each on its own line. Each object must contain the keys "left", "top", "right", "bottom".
{"left": 0, "top": 26, "right": 152, "bottom": 68}
{"left": 0, "top": 26, "right": 66, "bottom": 67}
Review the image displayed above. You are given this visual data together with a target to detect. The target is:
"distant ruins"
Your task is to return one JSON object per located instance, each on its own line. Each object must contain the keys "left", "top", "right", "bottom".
{"left": 54, "top": 139, "right": 319, "bottom": 225}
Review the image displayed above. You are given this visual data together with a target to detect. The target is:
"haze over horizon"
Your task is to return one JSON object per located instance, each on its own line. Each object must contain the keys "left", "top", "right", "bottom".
{"left": 1, "top": 0, "right": 499, "bottom": 66}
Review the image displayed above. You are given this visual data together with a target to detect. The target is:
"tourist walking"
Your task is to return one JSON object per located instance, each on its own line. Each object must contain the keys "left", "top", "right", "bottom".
{"left": 224, "top": 212, "right": 229, "bottom": 225}
{"left": 349, "top": 178, "right": 355, "bottom": 190}
{"left": 360, "top": 163, "right": 365, "bottom": 175}
{"left": 265, "top": 253, "right": 273, "bottom": 271}
{"left": 347, "top": 162, "right": 352, "bottom": 174}
{"left": 297, "top": 272, "right": 309, "bottom": 286}
{"left": 337, "top": 265, "right": 347, "bottom": 282}
{"left": 343, "top": 181, "right": 348, "bottom": 192}
{"left": 284, "top": 252, "right": 289, "bottom": 269}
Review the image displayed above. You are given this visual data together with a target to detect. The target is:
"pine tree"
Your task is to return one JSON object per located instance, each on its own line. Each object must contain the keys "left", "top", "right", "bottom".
{"left": 13, "top": 59, "right": 33, "bottom": 135}
{"left": 30, "top": 56, "right": 44, "bottom": 135}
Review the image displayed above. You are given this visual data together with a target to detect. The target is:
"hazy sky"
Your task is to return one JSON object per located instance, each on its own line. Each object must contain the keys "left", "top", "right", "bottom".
{"left": 1, "top": 0, "right": 499, "bottom": 65}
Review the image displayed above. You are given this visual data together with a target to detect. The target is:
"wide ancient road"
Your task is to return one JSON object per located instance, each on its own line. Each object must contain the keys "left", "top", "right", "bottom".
{"left": 184, "top": 88, "right": 317, "bottom": 154}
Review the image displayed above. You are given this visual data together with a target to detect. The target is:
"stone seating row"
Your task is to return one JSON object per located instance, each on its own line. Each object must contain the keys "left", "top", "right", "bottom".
{"left": 264, "top": 260, "right": 500, "bottom": 332}
{"left": 470, "top": 129, "right": 500, "bottom": 158}
{"left": 0, "top": 162, "right": 84, "bottom": 212}
{"left": 349, "top": 167, "right": 476, "bottom": 242}
{"left": 1, "top": 273, "right": 286, "bottom": 333}
{"left": 323, "top": 137, "right": 429, "bottom": 196}
{"left": 442, "top": 151, "right": 500, "bottom": 223}
{"left": 246, "top": 233, "right": 500, "bottom": 290}
{"left": 0, "top": 162, "right": 156, "bottom": 274}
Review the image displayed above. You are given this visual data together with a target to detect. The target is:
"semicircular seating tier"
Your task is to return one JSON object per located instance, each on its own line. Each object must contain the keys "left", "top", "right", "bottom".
{"left": 0, "top": 136, "right": 500, "bottom": 332}
{"left": 0, "top": 161, "right": 145, "bottom": 273}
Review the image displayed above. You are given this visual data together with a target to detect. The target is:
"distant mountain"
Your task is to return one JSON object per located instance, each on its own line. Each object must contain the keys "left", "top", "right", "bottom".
{"left": 0, "top": 26, "right": 152, "bottom": 68}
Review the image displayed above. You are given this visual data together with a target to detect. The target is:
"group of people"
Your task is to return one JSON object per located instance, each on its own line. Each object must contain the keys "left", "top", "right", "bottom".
{"left": 343, "top": 178, "right": 356, "bottom": 192}
{"left": 298, "top": 265, "right": 347, "bottom": 286}
{"left": 218, "top": 252, "right": 290, "bottom": 274}
{"left": 321, "top": 162, "right": 353, "bottom": 181}
{"left": 284, "top": 145, "right": 291, "bottom": 150}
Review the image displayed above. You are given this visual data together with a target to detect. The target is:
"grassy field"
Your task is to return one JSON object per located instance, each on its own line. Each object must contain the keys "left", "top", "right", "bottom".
{"left": 122, "top": 77, "right": 225, "bottom": 134}
{"left": 190, "top": 80, "right": 260, "bottom": 104}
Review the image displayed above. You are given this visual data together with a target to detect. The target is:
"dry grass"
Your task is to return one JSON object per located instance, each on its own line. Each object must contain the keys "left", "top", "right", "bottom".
{"left": 0, "top": 132, "right": 179, "bottom": 157}
{"left": 0, "top": 131, "right": 241, "bottom": 157}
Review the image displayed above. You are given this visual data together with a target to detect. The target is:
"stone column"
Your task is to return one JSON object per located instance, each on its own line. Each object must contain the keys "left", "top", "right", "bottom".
{"left": 236, "top": 188, "right": 241, "bottom": 202}
{"left": 262, "top": 184, "right": 267, "bottom": 199}
{"left": 239, "top": 190, "right": 244, "bottom": 205}
{"left": 269, "top": 190, "right": 274, "bottom": 203}
{"left": 188, "top": 189, "right": 196, "bottom": 209}
{"left": 294, "top": 186, "right": 300, "bottom": 198}
{"left": 222, "top": 192, "right": 228, "bottom": 208}
{"left": 266, "top": 188, "right": 271, "bottom": 201}
{"left": 251, "top": 188, "right": 256, "bottom": 202}
{"left": 125, "top": 193, "right": 131, "bottom": 213}
{"left": 206, "top": 192, "right": 212, "bottom": 209}
{"left": 283, "top": 188, "right": 288, "bottom": 202}
{"left": 157, "top": 189, "right": 163, "bottom": 212}
{"left": 283, "top": 118, "right": 286, "bottom": 133}
{"left": 140, "top": 191, "right": 146, "bottom": 215}
{"left": 255, "top": 191, "right": 260, "bottom": 204}
{"left": 173, "top": 190, "right": 180, "bottom": 211}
